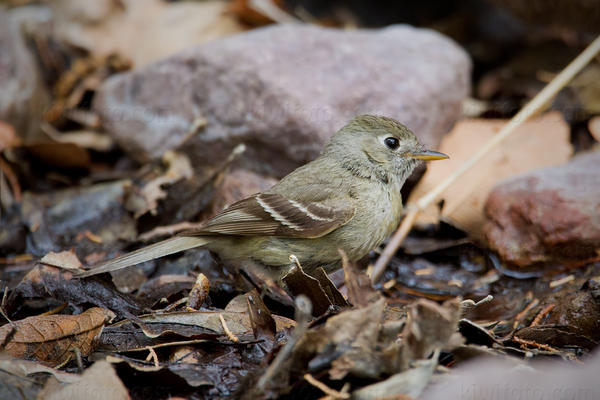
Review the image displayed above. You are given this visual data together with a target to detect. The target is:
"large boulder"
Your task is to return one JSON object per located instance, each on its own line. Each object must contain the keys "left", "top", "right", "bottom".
{"left": 483, "top": 151, "right": 600, "bottom": 267}
{"left": 94, "top": 24, "right": 470, "bottom": 176}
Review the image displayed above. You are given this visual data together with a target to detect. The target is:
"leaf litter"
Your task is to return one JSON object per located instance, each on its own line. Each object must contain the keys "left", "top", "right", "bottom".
{"left": 1, "top": 2, "right": 600, "bottom": 399}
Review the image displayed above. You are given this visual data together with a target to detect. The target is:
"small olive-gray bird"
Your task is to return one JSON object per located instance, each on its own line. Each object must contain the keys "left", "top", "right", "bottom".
{"left": 77, "top": 115, "right": 447, "bottom": 279}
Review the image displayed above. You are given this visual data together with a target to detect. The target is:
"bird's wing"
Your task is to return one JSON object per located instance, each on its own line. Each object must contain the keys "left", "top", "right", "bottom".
{"left": 184, "top": 193, "right": 355, "bottom": 239}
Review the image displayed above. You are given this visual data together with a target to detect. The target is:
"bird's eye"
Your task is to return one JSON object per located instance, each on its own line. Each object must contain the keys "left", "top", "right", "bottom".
{"left": 384, "top": 137, "right": 399, "bottom": 150}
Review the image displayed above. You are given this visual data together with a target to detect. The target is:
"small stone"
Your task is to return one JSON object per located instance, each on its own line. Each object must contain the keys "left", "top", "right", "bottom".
{"left": 483, "top": 151, "right": 600, "bottom": 267}
{"left": 94, "top": 24, "right": 470, "bottom": 176}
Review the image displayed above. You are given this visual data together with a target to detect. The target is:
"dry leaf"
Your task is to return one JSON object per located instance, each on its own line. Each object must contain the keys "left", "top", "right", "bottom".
{"left": 0, "top": 307, "right": 115, "bottom": 367}
{"left": 40, "top": 250, "right": 84, "bottom": 271}
{"left": 589, "top": 116, "right": 600, "bottom": 142}
{"left": 40, "top": 360, "right": 129, "bottom": 400}
{"left": 47, "top": 130, "right": 114, "bottom": 152}
{"left": 283, "top": 265, "right": 347, "bottom": 316}
{"left": 0, "top": 354, "right": 81, "bottom": 384}
{"left": 120, "top": 303, "right": 293, "bottom": 340}
{"left": 408, "top": 112, "right": 572, "bottom": 240}
{"left": 127, "top": 150, "right": 193, "bottom": 218}
{"left": 25, "top": 142, "right": 91, "bottom": 169}
{"left": 0, "top": 120, "right": 20, "bottom": 151}
{"left": 51, "top": 0, "right": 245, "bottom": 67}
{"left": 7, "top": 265, "right": 142, "bottom": 320}
{"left": 227, "top": 0, "right": 287, "bottom": 26}
{"left": 187, "top": 273, "right": 210, "bottom": 310}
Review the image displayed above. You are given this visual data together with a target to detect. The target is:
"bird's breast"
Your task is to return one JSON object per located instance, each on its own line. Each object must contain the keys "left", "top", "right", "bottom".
{"left": 333, "top": 181, "right": 403, "bottom": 260}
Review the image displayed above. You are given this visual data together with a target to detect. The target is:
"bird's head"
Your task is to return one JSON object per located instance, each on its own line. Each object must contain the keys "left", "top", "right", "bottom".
{"left": 323, "top": 115, "right": 448, "bottom": 184}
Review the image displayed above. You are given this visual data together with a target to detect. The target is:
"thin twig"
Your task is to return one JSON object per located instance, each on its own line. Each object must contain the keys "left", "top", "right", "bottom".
{"left": 219, "top": 313, "right": 239, "bottom": 343}
{"left": 549, "top": 275, "right": 574, "bottom": 288}
{"left": 0, "top": 286, "right": 15, "bottom": 327}
{"left": 0, "top": 156, "right": 21, "bottom": 202}
{"left": 304, "top": 374, "right": 350, "bottom": 399}
{"left": 530, "top": 304, "right": 555, "bottom": 327}
{"left": 145, "top": 346, "right": 160, "bottom": 368}
{"left": 371, "top": 35, "right": 600, "bottom": 283}
{"left": 513, "top": 336, "right": 560, "bottom": 353}
{"left": 513, "top": 298, "right": 539, "bottom": 329}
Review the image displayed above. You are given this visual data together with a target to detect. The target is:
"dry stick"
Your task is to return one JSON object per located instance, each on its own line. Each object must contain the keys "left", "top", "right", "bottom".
{"left": 371, "top": 35, "right": 600, "bottom": 283}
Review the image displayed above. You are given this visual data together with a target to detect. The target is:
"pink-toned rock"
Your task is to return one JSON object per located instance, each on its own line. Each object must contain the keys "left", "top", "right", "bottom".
{"left": 94, "top": 24, "right": 470, "bottom": 176}
{"left": 483, "top": 151, "right": 600, "bottom": 267}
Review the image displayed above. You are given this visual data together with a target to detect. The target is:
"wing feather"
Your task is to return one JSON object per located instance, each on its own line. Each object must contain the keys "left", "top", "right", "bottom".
{"left": 183, "top": 193, "right": 354, "bottom": 239}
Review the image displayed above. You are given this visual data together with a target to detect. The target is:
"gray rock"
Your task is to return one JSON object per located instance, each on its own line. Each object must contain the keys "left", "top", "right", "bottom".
{"left": 94, "top": 24, "right": 470, "bottom": 176}
{"left": 483, "top": 151, "right": 600, "bottom": 267}
{"left": 0, "top": 6, "right": 52, "bottom": 142}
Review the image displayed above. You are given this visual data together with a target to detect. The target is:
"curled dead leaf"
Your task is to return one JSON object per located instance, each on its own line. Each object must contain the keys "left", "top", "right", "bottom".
{"left": 0, "top": 307, "right": 115, "bottom": 367}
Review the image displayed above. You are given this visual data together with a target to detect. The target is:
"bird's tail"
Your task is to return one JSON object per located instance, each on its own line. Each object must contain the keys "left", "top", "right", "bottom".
{"left": 75, "top": 236, "right": 210, "bottom": 277}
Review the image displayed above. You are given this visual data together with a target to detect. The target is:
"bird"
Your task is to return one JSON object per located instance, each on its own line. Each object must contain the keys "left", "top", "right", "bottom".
{"left": 76, "top": 115, "right": 448, "bottom": 280}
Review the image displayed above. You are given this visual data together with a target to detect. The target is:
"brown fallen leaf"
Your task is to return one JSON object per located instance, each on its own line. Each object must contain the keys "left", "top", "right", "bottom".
{"left": 283, "top": 264, "right": 348, "bottom": 317}
{"left": 109, "top": 301, "right": 294, "bottom": 341}
{"left": 399, "top": 298, "right": 462, "bottom": 370}
{"left": 589, "top": 116, "right": 600, "bottom": 142}
{"left": 246, "top": 289, "right": 276, "bottom": 343}
{"left": 39, "top": 360, "right": 129, "bottom": 400}
{"left": 7, "top": 264, "right": 143, "bottom": 321}
{"left": 24, "top": 142, "right": 91, "bottom": 169}
{"left": 408, "top": 112, "right": 572, "bottom": 240}
{"left": 51, "top": 0, "right": 245, "bottom": 67}
{"left": 0, "top": 120, "right": 20, "bottom": 151}
{"left": 0, "top": 307, "right": 115, "bottom": 367}
{"left": 340, "top": 250, "right": 379, "bottom": 308}
{"left": 0, "top": 354, "right": 81, "bottom": 384}
{"left": 227, "top": 0, "right": 288, "bottom": 26}
{"left": 126, "top": 150, "right": 193, "bottom": 218}
{"left": 40, "top": 250, "right": 85, "bottom": 271}
{"left": 186, "top": 273, "right": 210, "bottom": 310}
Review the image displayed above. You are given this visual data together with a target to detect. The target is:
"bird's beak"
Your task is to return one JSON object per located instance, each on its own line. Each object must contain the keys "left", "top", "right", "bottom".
{"left": 407, "top": 149, "right": 449, "bottom": 161}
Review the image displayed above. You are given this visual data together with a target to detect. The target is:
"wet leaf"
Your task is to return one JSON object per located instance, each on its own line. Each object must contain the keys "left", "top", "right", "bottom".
{"left": 246, "top": 289, "right": 276, "bottom": 343}
{"left": 7, "top": 265, "right": 143, "bottom": 320}
{"left": 0, "top": 307, "right": 115, "bottom": 367}
{"left": 511, "top": 325, "right": 598, "bottom": 351}
{"left": 136, "top": 274, "right": 196, "bottom": 307}
{"left": 283, "top": 265, "right": 347, "bottom": 316}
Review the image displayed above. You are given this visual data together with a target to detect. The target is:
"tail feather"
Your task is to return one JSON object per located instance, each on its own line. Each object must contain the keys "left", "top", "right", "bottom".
{"left": 76, "top": 236, "right": 210, "bottom": 277}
